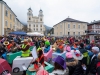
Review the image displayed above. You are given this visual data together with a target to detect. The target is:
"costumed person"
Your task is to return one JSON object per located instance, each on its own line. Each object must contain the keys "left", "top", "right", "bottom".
{"left": 49, "top": 55, "right": 68, "bottom": 75}
{"left": 10, "top": 42, "right": 19, "bottom": 53}
{"left": 3, "top": 41, "right": 10, "bottom": 52}
{"left": 0, "top": 44, "right": 7, "bottom": 60}
{"left": 18, "top": 39, "right": 31, "bottom": 75}
{"left": 18, "top": 39, "right": 31, "bottom": 57}
{"left": 79, "top": 43, "right": 90, "bottom": 68}
{"left": 96, "top": 53, "right": 100, "bottom": 75}
{"left": 52, "top": 40, "right": 58, "bottom": 51}
{"left": 44, "top": 40, "right": 50, "bottom": 53}
{"left": 56, "top": 40, "right": 64, "bottom": 53}
{"left": 71, "top": 40, "right": 79, "bottom": 50}
{"left": 28, "top": 38, "right": 34, "bottom": 46}
{"left": 86, "top": 47, "right": 99, "bottom": 75}
{"left": 28, "top": 47, "right": 44, "bottom": 71}
{"left": 90, "top": 40, "right": 96, "bottom": 48}
{"left": 6, "top": 40, "right": 15, "bottom": 52}
{"left": 66, "top": 51, "right": 84, "bottom": 75}
{"left": 64, "top": 42, "right": 71, "bottom": 52}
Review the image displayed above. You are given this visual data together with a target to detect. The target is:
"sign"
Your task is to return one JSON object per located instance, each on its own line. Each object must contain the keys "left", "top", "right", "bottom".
{"left": 31, "top": 46, "right": 38, "bottom": 60}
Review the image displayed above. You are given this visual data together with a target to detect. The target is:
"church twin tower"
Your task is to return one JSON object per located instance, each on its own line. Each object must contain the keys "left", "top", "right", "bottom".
{"left": 27, "top": 8, "right": 44, "bottom": 34}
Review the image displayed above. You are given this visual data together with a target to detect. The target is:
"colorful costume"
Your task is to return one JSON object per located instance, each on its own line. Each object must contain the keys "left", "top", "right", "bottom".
{"left": 56, "top": 40, "right": 64, "bottom": 53}
{"left": 44, "top": 41, "right": 50, "bottom": 53}
{"left": 28, "top": 48, "right": 44, "bottom": 71}
{"left": 21, "top": 44, "right": 30, "bottom": 57}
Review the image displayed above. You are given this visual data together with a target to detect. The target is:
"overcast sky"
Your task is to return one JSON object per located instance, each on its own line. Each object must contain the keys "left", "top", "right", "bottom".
{"left": 4, "top": 0, "right": 100, "bottom": 27}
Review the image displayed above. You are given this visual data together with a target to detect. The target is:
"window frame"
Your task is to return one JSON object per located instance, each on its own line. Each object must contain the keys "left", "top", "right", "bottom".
{"left": 5, "top": 9, "right": 8, "bottom": 17}
{"left": 78, "top": 25, "right": 80, "bottom": 29}
{"left": 10, "top": 14, "right": 12, "bottom": 20}
{"left": 10, "top": 23, "right": 12, "bottom": 28}
{"left": 73, "top": 25, "right": 75, "bottom": 28}
{"left": 5, "top": 21, "right": 8, "bottom": 26}
{"left": 68, "top": 24, "right": 70, "bottom": 28}
{"left": 40, "top": 18, "right": 42, "bottom": 21}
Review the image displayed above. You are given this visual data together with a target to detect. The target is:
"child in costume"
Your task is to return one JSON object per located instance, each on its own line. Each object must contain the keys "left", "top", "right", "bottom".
{"left": 56, "top": 40, "right": 64, "bottom": 53}
{"left": 28, "top": 48, "right": 44, "bottom": 71}
{"left": 44, "top": 41, "right": 50, "bottom": 53}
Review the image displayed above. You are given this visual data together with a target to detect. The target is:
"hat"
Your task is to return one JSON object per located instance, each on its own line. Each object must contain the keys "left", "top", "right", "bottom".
{"left": 71, "top": 50, "right": 83, "bottom": 60}
{"left": 28, "top": 38, "right": 32, "bottom": 42}
{"left": 53, "top": 56, "right": 66, "bottom": 69}
{"left": 36, "top": 69, "right": 49, "bottom": 75}
{"left": 21, "top": 39, "right": 28, "bottom": 43}
{"left": 45, "top": 41, "right": 50, "bottom": 46}
{"left": 3, "top": 41, "right": 9, "bottom": 46}
{"left": 66, "top": 52, "right": 73, "bottom": 59}
{"left": 92, "top": 47, "right": 99, "bottom": 52}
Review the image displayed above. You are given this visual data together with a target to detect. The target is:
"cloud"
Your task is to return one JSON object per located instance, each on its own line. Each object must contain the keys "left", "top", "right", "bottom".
{"left": 4, "top": 0, "right": 100, "bottom": 27}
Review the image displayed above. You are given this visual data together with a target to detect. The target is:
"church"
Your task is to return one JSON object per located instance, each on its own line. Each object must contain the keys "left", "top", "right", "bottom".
{"left": 27, "top": 8, "right": 45, "bottom": 34}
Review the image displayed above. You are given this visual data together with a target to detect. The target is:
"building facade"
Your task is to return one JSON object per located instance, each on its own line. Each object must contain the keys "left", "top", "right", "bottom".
{"left": 27, "top": 8, "right": 45, "bottom": 34}
{"left": 0, "top": 0, "right": 24, "bottom": 35}
{"left": 88, "top": 20, "right": 100, "bottom": 34}
{"left": 53, "top": 18, "right": 88, "bottom": 37}
{"left": 15, "top": 18, "right": 23, "bottom": 31}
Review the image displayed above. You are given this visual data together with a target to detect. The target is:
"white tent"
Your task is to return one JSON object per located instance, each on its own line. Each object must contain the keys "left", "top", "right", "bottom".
{"left": 27, "top": 32, "right": 44, "bottom": 36}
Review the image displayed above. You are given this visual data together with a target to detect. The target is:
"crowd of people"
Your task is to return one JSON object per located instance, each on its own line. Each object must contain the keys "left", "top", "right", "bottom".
{"left": 0, "top": 35, "right": 100, "bottom": 75}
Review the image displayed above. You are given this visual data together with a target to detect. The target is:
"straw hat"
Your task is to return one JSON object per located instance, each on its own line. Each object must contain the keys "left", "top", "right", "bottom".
{"left": 3, "top": 41, "right": 9, "bottom": 46}
{"left": 21, "top": 39, "right": 28, "bottom": 43}
{"left": 28, "top": 38, "right": 32, "bottom": 42}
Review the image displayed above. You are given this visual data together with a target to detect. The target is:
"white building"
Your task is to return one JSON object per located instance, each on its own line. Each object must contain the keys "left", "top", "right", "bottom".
{"left": 27, "top": 8, "right": 45, "bottom": 34}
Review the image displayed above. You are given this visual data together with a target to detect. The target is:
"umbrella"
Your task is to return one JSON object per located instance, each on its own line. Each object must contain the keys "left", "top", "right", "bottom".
{"left": 9, "top": 31, "right": 27, "bottom": 35}
{"left": 27, "top": 32, "right": 44, "bottom": 36}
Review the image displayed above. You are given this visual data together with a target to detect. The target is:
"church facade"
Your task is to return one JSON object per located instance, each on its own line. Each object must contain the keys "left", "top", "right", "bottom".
{"left": 27, "top": 8, "right": 45, "bottom": 34}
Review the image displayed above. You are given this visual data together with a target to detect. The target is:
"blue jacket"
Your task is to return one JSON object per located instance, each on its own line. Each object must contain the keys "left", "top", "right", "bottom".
{"left": 44, "top": 46, "right": 50, "bottom": 53}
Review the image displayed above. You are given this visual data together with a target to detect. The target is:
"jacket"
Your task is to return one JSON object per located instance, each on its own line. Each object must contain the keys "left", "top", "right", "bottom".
{"left": 21, "top": 44, "right": 30, "bottom": 57}
{"left": 66, "top": 59, "right": 83, "bottom": 75}
{"left": 49, "top": 68, "right": 69, "bottom": 75}
{"left": 44, "top": 46, "right": 50, "bottom": 53}
{"left": 86, "top": 54, "right": 97, "bottom": 75}
{"left": 79, "top": 48, "right": 90, "bottom": 65}
{"left": 96, "top": 61, "right": 100, "bottom": 75}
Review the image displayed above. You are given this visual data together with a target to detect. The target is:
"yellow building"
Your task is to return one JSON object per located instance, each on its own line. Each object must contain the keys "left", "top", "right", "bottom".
{"left": 16, "top": 18, "right": 24, "bottom": 31}
{"left": 53, "top": 17, "right": 88, "bottom": 37}
{"left": 0, "top": 0, "right": 24, "bottom": 35}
